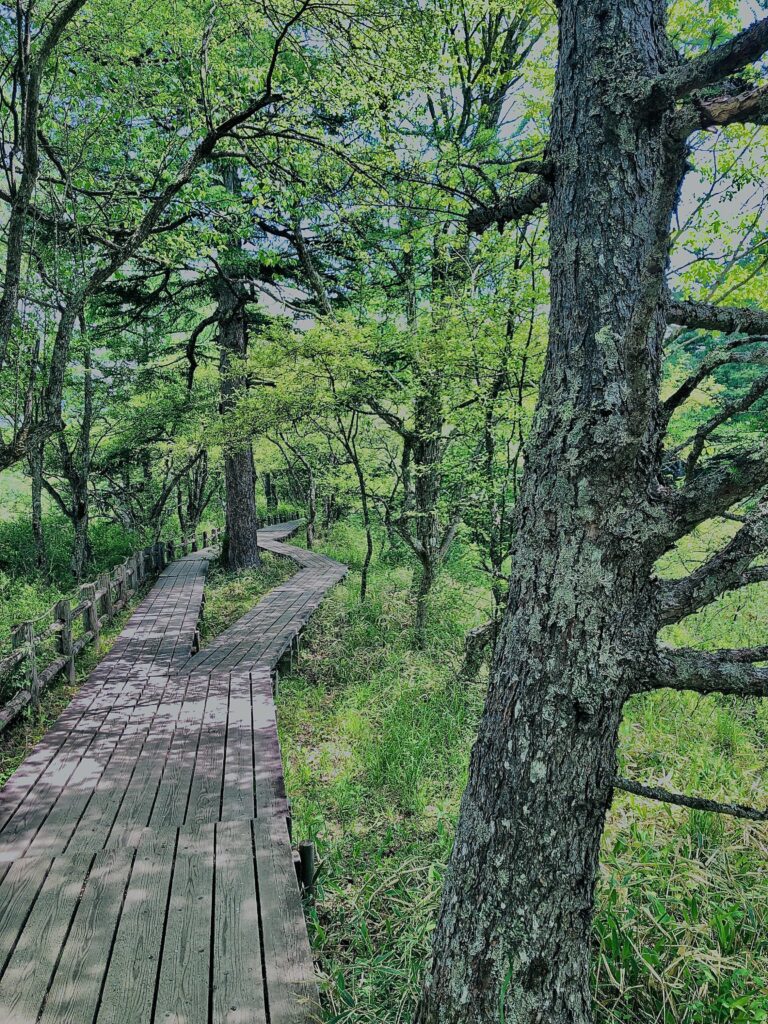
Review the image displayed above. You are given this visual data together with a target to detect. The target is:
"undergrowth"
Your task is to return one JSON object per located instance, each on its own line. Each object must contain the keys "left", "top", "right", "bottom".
{"left": 199, "top": 551, "right": 296, "bottom": 646}
{"left": 0, "top": 583, "right": 152, "bottom": 786}
{"left": 272, "top": 520, "right": 768, "bottom": 1024}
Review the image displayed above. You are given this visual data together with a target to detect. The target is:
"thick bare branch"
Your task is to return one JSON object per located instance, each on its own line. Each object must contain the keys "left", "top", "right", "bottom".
{"left": 658, "top": 503, "right": 768, "bottom": 624}
{"left": 663, "top": 447, "right": 768, "bottom": 542}
{"left": 467, "top": 178, "right": 550, "bottom": 235}
{"left": 642, "top": 644, "right": 768, "bottom": 697}
{"left": 614, "top": 776, "right": 768, "bottom": 822}
{"left": 678, "top": 82, "right": 768, "bottom": 133}
{"left": 662, "top": 337, "right": 768, "bottom": 424}
{"left": 667, "top": 17, "right": 768, "bottom": 97}
{"left": 291, "top": 224, "right": 332, "bottom": 315}
{"left": 668, "top": 298, "right": 768, "bottom": 335}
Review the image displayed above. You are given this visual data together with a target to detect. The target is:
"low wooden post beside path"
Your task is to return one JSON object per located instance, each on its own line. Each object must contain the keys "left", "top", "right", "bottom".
{"left": 0, "top": 519, "right": 346, "bottom": 1024}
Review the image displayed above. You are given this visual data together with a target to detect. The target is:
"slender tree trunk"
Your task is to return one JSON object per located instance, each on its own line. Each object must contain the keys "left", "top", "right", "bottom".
{"left": 28, "top": 439, "right": 46, "bottom": 571}
{"left": 66, "top": 331, "right": 93, "bottom": 582}
{"left": 177, "top": 485, "right": 188, "bottom": 538}
{"left": 71, "top": 501, "right": 91, "bottom": 581}
{"left": 217, "top": 165, "right": 260, "bottom": 570}
{"left": 416, "top": 3, "right": 686, "bottom": 1021}
{"left": 264, "top": 471, "right": 279, "bottom": 512}
{"left": 353, "top": 460, "right": 373, "bottom": 602}
{"left": 414, "top": 557, "right": 434, "bottom": 648}
{"left": 411, "top": 383, "right": 448, "bottom": 646}
{"left": 306, "top": 473, "right": 317, "bottom": 549}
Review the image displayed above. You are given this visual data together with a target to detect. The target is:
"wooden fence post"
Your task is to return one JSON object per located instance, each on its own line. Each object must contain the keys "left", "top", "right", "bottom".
{"left": 99, "top": 572, "right": 113, "bottom": 624}
{"left": 14, "top": 622, "right": 38, "bottom": 709}
{"left": 167, "top": 539, "right": 175, "bottom": 562}
{"left": 202, "top": 530, "right": 208, "bottom": 549}
{"left": 81, "top": 583, "right": 100, "bottom": 642}
{"left": 56, "top": 599, "right": 76, "bottom": 685}
{"left": 298, "top": 840, "right": 316, "bottom": 899}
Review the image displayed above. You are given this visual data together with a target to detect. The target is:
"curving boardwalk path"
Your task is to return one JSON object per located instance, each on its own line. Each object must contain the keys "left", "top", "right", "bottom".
{"left": 0, "top": 522, "right": 345, "bottom": 1024}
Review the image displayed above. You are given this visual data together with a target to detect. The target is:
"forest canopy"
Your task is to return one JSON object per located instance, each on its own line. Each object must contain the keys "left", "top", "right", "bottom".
{"left": 1, "top": 0, "right": 768, "bottom": 1022}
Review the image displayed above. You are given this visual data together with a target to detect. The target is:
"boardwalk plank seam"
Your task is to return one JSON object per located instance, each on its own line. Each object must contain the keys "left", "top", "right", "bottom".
{"left": 0, "top": 522, "right": 345, "bottom": 1023}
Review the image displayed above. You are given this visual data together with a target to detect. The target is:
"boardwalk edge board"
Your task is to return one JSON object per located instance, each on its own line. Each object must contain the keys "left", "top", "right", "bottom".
{"left": 0, "top": 521, "right": 346, "bottom": 1024}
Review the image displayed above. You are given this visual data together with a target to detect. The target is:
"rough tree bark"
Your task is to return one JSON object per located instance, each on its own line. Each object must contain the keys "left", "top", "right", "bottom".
{"left": 416, "top": 3, "right": 694, "bottom": 1021}
{"left": 217, "top": 165, "right": 260, "bottom": 570}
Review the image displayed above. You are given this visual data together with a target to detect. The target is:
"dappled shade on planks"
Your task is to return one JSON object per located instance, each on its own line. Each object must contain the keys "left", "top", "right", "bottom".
{"left": 0, "top": 522, "right": 345, "bottom": 1023}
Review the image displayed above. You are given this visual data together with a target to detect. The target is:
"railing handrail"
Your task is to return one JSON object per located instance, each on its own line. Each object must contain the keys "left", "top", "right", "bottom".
{"left": 0, "top": 508, "right": 303, "bottom": 730}
{"left": 0, "top": 522, "right": 225, "bottom": 729}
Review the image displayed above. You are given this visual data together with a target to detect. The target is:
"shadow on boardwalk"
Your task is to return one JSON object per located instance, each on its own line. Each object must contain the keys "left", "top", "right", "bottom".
{"left": 0, "top": 521, "right": 346, "bottom": 1024}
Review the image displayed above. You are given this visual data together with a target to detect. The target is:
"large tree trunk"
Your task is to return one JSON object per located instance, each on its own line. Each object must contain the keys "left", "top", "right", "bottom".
{"left": 219, "top": 295, "right": 260, "bottom": 569}
{"left": 416, "top": 3, "right": 686, "bottom": 1021}
{"left": 71, "top": 497, "right": 91, "bottom": 581}
{"left": 217, "top": 165, "right": 260, "bottom": 570}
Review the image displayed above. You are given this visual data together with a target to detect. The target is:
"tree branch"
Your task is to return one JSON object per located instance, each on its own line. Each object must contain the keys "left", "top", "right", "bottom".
{"left": 664, "top": 447, "right": 768, "bottom": 542}
{"left": 0, "top": 0, "right": 87, "bottom": 369}
{"left": 614, "top": 776, "right": 768, "bottom": 822}
{"left": 661, "top": 337, "right": 768, "bottom": 425}
{"left": 185, "top": 312, "right": 219, "bottom": 389}
{"left": 668, "top": 298, "right": 768, "bottom": 335}
{"left": 678, "top": 82, "right": 768, "bottom": 133}
{"left": 666, "top": 17, "right": 768, "bottom": 98}
{"left": 467, "top": 178, "right": 550, "bottom": 235}
{"left": 642, "top": 644, "right": 768, "bottom": 697}
{"left": 678, "top": 371, "right": 768, "bottom": 477}
{"left": 658, "top": 502, "right": 768, "bottom": 624}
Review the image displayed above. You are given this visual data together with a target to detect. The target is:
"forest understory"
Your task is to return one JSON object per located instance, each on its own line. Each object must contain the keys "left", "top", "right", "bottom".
{"left": 274, "top": 522, "right": 768, "bottom": 1024}
{"left": 2, "top": 0, "right": 768, "bottom": 1020}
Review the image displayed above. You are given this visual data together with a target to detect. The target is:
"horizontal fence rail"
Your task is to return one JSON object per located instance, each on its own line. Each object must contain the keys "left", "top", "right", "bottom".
{"left": 0, "top": 508, "right": 302, "bottom": 735}
{"left": 0, "top": 525, "right": 224, "bottom": 734}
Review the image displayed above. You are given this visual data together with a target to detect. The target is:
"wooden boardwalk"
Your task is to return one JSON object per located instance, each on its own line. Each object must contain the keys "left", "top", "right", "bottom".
{"left": 0, "top": 522, "right": 346, "bottom": 1024}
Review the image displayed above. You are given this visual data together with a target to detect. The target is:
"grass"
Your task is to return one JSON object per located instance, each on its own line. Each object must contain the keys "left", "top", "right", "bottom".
{"left": 268, "top": 520, "right": 768, "bottom": 1024}
{"left": 199, "top": 551, "right": 297, "bottom": 646}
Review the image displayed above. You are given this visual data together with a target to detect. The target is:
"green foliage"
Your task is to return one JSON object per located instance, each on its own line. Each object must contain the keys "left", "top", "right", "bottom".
{"left": 199, "top": 552, "right": 297, "bottom": 645}
{"left": 276, "top": 523, "right": 768, "bottom": 1024}
{"left": 0, "top": 513, "right": 138, "bottom": 637}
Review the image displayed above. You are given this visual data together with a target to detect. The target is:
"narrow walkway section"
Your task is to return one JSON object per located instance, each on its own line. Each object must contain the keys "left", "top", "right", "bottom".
{"left": 0, "top": 523, "right": 346, "bottom": 1024}
{"left": 181, "top": 522, "right": 347, "bottom": 676}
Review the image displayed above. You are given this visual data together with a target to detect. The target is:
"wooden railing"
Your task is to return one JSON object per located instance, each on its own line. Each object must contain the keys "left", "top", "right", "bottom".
{"left": 0, "top": 524, "right": 223, "bottom": 733}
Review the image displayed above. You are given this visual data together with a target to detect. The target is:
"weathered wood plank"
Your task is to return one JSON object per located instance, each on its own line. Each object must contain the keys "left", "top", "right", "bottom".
{"left": 253, "top": 815, "right": 320, "bottom": 1024}
{"left": 38, "top": 847, "right": 135, "bottom": 1024}
{"left": 153, "top": 825, "right": 215, "bottom": 1024}
{"left": 95, "top": 829, "right": 177, "bottom": 1024}
{"left": 213, "top": 819, "right": 266, "bottom": 1024}
{"left": 0, "top": 852, "right": 91, "bottom": 1023}
{"left": 220, "top": 672, "right": 256, "bottom": 822}
{"left": 0, "top": 854, "right": 51, "bottom": 972}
